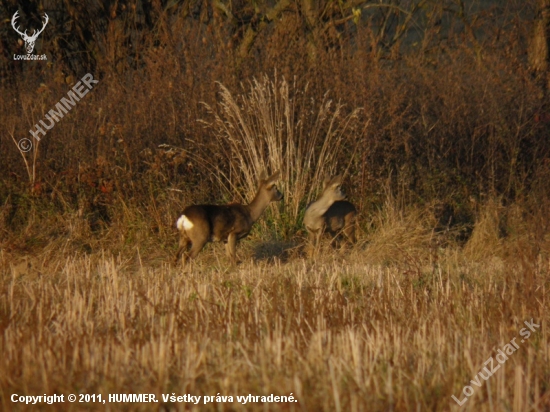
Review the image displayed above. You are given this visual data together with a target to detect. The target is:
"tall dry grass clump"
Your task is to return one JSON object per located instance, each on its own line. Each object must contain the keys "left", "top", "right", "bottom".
{"left": 464, "top": 198, "right": 506, "bottom": 261}
{"left": 362, "top": 195, "right": 438, "bottom": 271}
{"left": 199, "top": 76, "right": 361, "bottom": 233}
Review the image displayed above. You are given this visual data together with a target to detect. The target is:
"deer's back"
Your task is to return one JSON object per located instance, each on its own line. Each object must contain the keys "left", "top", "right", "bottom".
{"left": 183, "top": 204, "right": 252, "bottom": 242}
{"left": 323, "top": 201, "right": 356, "bottom": 233}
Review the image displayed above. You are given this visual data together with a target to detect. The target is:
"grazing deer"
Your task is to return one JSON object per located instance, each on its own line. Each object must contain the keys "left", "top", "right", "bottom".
{"left": 303, "top": 175, "right": 357, "bottom": 255}
{"left": 175, "top": 171, "right": 283, "bottom": 266}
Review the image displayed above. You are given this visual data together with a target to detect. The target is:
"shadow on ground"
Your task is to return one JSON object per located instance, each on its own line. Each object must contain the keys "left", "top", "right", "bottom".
{"left": 253, "top": 241, "right": 301, "bottom": 263}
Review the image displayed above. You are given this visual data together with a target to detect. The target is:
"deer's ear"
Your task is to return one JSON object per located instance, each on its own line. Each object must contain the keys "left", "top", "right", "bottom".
{"left": 330, "top": 174, "right": 343, "bottom": 187}
{"left": 259, "top": 171, "right": 268, "bottom": 183}
{"left": 266, "top": 170, "right": 280, "bottom": 185}
{"left": 322, "top": 175, "right": 331, "bottom": 190}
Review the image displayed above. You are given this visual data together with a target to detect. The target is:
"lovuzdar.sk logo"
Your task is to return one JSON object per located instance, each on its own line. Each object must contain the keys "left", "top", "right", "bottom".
{"left": 11, "top": 10, "right": 49, "bottom": 61}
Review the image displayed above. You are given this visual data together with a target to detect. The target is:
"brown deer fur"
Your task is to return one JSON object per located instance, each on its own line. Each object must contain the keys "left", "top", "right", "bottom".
{"left": 175, "top": 171, "right": 283, "bottom": 265}
{"left": 303, "top": 175, "right": 356, "bottom": 254}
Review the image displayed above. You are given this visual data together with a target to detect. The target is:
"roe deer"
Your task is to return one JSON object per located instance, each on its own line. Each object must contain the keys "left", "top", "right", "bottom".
{"left": 303, "top": 175, "right": 357, "bottom": 255}
{"left": 174, "top": 171, "right": 283, "bottom": 265}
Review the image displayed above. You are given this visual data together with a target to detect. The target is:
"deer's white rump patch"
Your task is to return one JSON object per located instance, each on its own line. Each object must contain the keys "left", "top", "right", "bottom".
{"left": 177, "top": 215, "right": 194, "bottom": 231}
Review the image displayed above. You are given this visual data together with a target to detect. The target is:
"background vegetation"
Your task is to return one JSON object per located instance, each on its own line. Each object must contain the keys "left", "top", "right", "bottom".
{"left": 0, "top": 0, "right": 549, "bottom": 410}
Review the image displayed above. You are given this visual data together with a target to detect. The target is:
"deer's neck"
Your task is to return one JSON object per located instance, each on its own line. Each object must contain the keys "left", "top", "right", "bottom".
{"left": 303, "top": 196, "right": 334, "bottom": 230}
{"left": 310, "top": 196, "right": 334, "bottom": 215}
{"left": 247, "top": 190, "right": 271, "bottom": 223}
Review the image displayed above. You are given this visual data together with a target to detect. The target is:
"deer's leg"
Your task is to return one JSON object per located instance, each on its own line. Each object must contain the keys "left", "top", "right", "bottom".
{"left": 326, "top": 217, "right": 342, "bottom": 249}
{"left": 174, "top": 232, "right": 190, "bottom": 264}
{"left": 315, "top": 229, "right": 324, "bottom": 252}
{"left": 328, "top": 229, "right": 340, "bottom": 249}
{"left": 343, "top": 212, "right": 357, "bottom": 245}
{"left": 226, "top": 232, "right": 237, "bottom": 266}
{"left": 306, "top": 229, "right": 317, "bottom": 257}
{"left": 187, "top": 232, "right": 208, "bottom": 262}
{"left": 308, "top": 228, "right": 324, "bottom": 257}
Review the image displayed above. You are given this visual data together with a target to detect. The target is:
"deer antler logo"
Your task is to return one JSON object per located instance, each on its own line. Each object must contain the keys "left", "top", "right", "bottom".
{"left": 11, "top": 11, "right": 49, "bottom": 54}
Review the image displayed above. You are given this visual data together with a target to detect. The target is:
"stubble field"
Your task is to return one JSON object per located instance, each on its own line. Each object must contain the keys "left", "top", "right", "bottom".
{"left": 1, "top": 202, "right": 549, "bottom": 411}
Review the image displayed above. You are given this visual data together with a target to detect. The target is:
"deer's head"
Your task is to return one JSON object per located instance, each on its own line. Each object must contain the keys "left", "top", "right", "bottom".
{"left": 259, "top": 170, "right": 284, "bottom": 202}
{"left": 321, "top": 175, "right": 346, "bottom": 203}
{"left": 12, "top": 11, "right": 49, "bottom": 54}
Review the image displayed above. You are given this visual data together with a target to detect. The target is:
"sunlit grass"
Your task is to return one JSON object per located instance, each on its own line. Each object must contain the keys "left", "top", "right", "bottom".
{"left": 1, "top": 215, "right": 548, "bottom": 411}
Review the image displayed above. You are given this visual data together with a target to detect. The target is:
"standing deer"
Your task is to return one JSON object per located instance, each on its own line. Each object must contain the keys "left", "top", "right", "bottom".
{"left": 303, "top": 175, "right": 357, "bottom": 255}
{"left": 175, "top": 171, "right": 283, "bottom": 265}
{"left": 11, "top": 11, "right": 49, "bottom": 54}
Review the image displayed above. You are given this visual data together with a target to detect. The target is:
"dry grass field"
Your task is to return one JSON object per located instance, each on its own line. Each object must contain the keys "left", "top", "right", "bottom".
{"left": 1, "top": 199, "right": 549, "bottom": 411}
{"left": 2, "top": 0, "right": 550, "bottom": 410}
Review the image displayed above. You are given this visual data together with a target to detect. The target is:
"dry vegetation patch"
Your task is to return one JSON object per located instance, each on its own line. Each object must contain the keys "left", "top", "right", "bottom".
{"left": 0, "top": 238, "right": 548, "bottom": 411}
